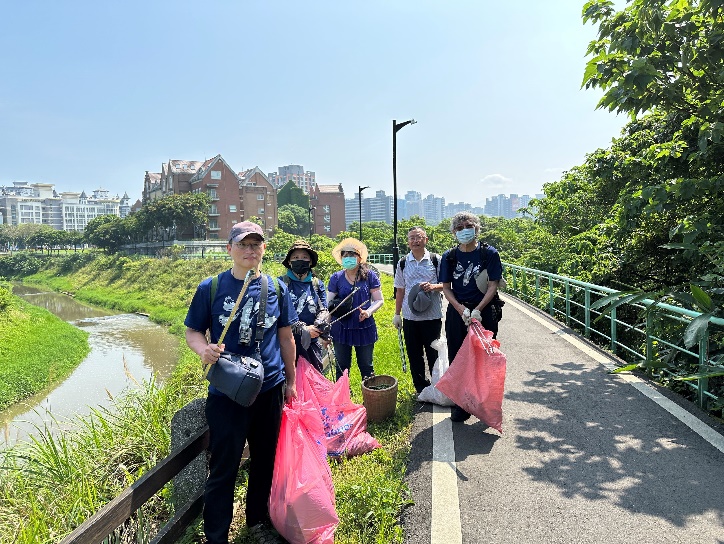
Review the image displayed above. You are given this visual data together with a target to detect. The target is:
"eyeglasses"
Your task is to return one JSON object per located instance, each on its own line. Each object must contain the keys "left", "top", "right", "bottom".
{"left": 341, "top": 251, "right": 359, "bottom": 257}
{"left": 234, "top": 241, "right": 263, "bottom": 251}
{"left": 408, "top": 234, "right": 425, "bottom": 241}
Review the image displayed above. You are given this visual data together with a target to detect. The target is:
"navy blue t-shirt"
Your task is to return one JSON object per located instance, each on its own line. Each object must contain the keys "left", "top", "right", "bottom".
{"left": 281, "top": 272, "right": 328, "bottom": 326}
{"left": 439, "top": 243, "right": 503, "bottom": 305}
{"left": 185, "top": 270, "right": 298, "bottom": 394}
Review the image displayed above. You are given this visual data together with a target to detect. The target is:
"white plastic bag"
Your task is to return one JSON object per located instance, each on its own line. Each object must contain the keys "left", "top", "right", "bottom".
{"left": 417, "top": 337, "right": 454, "bottom": 406}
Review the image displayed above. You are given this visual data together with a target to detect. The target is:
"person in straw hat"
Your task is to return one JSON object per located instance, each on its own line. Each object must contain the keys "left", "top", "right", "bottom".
{"left": 278, "top": 239, "right": 328, "bottom": 372}
{"left": 327, "top": 237, "right": 384, "bottom": 381}
{"left": 440, "top": 211, "right": 503, "bottom": 423}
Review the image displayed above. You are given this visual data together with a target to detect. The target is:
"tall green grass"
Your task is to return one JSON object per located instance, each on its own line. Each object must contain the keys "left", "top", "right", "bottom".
{"left": 1, "top": 254, "right": 417, "bottom": 543}
{"left": 0, "top": 284, "right": 90, "bottom": 410}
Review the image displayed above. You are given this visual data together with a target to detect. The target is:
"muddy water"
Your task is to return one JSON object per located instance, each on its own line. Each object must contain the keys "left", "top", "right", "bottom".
{"left": 1, "top": 285, "right": 180, "bottom": 448}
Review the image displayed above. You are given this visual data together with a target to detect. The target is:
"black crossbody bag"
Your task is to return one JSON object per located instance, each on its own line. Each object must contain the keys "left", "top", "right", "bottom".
{"left": 203, "top": 273, "right": 270, "bottom": 406}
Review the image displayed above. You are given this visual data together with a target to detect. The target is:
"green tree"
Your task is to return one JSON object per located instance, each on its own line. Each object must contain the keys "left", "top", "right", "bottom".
{"left": 84, "top": 215, "right": 128, "bottom": 254}
{"left": 583, "top": 0, "right": 724, "bottom": 151}
{"left": 277, "top": 181, "right": 309, "bottom": 209}
{"left": 277, "top": 204, "right": 309, "bottom": 236}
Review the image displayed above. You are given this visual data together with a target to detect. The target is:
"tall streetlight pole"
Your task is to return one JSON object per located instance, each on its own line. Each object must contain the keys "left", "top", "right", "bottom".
{"left": 392, "top": 118, "right": 416, "bottom": 275}
{"left": 308, "top": 206, "right": 316, "bottom": 239}
{"left": 358, "top": 185, "right": 369, "bottom": 241}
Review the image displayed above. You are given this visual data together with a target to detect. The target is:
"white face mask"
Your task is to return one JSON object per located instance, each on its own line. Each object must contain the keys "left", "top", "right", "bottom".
{"left": 455, "top": 227, "right": 476, "bottom": 244}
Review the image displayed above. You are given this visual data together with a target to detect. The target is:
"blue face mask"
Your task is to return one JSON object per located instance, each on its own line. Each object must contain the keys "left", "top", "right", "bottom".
{"left": 342, "top": 256, "right": 358, "bottom": 270}
{"left": 455, "top": 227, "right": 476, "bottom": 244}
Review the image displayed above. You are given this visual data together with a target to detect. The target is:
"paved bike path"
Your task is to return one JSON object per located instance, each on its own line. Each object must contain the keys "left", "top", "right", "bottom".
{"left": 384, "top": 271, "right": 724, "bottom": 544}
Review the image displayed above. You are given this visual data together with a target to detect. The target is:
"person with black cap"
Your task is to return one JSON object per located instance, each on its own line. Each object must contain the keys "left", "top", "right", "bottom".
{"left": 278, "top": 239, "right": 329, "bottom": 372}
{"left": 184, "top": 221, "right": 297, "bottom": 544}
{"left": 393, "top": 226, "right": 444, "bottom": 394}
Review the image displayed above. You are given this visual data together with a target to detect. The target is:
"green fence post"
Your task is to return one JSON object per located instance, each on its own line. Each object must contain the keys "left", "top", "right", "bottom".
{"left": 535, "top": 274, "right": 541, "bottom": 307}
{"left": 610, "top": 307, "right": 617, "bottom": 354}
{"left": 584, "top": 287, "right": 591, "bottom": 338}
{"left": 645, "top": 310, "right": 655, "bottom": 371}
{"left": 697, "top": 330, "right": 709, "bottom": 410}
{"left": 548, "top": 277, "right": 554, "bottom": 316}
{"left": 565, "top": 280, "right": 571, "bottom": 326}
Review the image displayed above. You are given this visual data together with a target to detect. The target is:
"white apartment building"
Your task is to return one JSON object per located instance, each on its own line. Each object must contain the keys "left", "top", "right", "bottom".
{"left": 0, "top": 182, "right": 130, "bottom": 232}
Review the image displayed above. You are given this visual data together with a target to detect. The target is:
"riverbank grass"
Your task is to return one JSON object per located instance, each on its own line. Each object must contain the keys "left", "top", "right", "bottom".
{"left": 1, "top": 256, "right": 417, "bottom": 543}
{"left": 0, "top": 285, "right": 90, "bottom": 410}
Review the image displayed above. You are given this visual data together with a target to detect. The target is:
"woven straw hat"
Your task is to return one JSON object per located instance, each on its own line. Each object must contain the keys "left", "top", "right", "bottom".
{"left": 332, "top": 238, "right": 368, "bottom": 265}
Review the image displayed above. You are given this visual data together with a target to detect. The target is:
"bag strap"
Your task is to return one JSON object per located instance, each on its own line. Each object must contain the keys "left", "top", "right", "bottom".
{"left": 217, "top": 272, "right": 253, "bottom": 346}
{"left": 203, "top": 271, "right": 254, "bottom": 378}
{"left": 256, "top": 275, "right": 268, "bottom": 344}
{"left": 431, "top": 253, "right": 440, "bottom": 281}
{"left": 209, "top": 273, "right": 220, "bottom": 307}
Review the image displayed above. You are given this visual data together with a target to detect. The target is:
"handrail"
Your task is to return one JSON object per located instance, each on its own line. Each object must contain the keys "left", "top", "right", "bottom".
{"left": 60, "top": 426, "right": 209, "bottom": 544}
{"left": 506, "top": 263, "right": 724, "bottom": 326}
{"left": 502, "top": 262, "right": 723, "bottom": 411}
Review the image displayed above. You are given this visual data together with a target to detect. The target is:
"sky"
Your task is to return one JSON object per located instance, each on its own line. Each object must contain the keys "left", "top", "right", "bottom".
{"left": 0, "top": 0, "right": 627, "bottom": 208}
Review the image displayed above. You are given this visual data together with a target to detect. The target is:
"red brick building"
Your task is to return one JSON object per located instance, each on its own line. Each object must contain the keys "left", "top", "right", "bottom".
{"left": 309, "top": 183, "right": 346, "bottom": 237}
{"left": 142, "top": 155, "right": 278, "bottom": 240}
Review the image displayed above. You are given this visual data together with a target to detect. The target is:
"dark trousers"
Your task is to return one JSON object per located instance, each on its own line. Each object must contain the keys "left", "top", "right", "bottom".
{"left": 333, "top": 342, "right": 375, "bottom": 381}
{"left": 403, "top": 318, "right": 443, "bottom": 393}
{"left": 203, "top": 383, "right": 285, "bottom": 544}
{"left": 445, "top": 302, "right": 498, "bottom": 363}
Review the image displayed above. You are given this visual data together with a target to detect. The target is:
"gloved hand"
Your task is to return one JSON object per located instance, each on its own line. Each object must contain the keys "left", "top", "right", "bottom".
{"left": 392, "top": 314, "right": 402, "bottom": 329}
{"left": 462, "top": 308, "right": 471, "bottom": 326}
{"left": 470, "top": 309, "right": 482, "bottom": 323}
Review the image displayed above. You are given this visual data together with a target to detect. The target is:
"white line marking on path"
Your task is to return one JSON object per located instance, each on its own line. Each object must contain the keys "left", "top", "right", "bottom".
{"left": 431, "top": 404, "right": 462, "bottom": 544}
{"left": 502, "top": 295, "right": 724, "bottom": 455}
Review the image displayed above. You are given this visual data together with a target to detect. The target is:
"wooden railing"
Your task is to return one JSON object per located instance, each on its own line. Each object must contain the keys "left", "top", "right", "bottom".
{"left": 60, "top": 426, "right": 209, "bottom": 544}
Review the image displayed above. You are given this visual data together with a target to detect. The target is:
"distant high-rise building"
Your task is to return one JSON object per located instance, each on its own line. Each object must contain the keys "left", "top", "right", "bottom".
{"left": 422, "top": 194, "right": 445, "bottom": 225}
{"left": 404, "top": 191, "right": 423, "bottom": 219}
{"left": 268, "top": 165, "right": 316, "bottom": 193}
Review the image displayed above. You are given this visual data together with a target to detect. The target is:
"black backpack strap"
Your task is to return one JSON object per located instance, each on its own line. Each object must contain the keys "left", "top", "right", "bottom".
{"left": 256, "top": 275, "right": 268, "bottom": 345}
{"left": 209, "top": 273, "right": 220, "bottom": 307}
{"left": 431, "top": 253, "right": 440, "bottom": 280}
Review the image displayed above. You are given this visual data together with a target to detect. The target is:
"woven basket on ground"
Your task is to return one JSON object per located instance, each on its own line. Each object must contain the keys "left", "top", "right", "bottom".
{"left": 362, "top": 374, "right": 398, "bottom": 422}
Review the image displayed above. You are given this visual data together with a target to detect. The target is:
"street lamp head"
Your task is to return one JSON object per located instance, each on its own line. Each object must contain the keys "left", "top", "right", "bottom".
{"left": 394, "top": 118, "right": 417, "bottom": 132}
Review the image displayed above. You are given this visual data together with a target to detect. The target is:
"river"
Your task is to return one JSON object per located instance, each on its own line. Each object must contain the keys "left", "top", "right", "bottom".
{"left": 1, "top": 284, "right": 180, "bottom": 448}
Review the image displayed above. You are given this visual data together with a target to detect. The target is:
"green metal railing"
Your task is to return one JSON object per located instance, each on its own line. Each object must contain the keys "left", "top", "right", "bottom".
{"left": 503, "top": 262, "right": 724, "bottom": 410}
{"left": 368, "top": 253, "right": 394, "bottom": 265}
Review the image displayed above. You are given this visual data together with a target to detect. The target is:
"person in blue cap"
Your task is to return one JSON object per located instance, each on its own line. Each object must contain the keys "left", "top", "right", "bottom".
{"left": 185, "top": 221, "right": 296, "bottom": 544}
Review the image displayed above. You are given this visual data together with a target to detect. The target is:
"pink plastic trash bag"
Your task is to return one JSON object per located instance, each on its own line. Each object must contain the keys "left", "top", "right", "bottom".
{"left": 297, "top": 356, "right": 380, "bottom": 457}
{"left": 435, "top": 320, "right": 507, "bottom": 433}
{"left": 269, "top": 399, "right": 339, "bottom": 544}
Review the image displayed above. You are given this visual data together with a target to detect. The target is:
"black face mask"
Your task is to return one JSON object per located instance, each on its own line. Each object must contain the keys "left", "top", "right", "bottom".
{"left": 290, "top": 260, "right": 312, "bottom": 275}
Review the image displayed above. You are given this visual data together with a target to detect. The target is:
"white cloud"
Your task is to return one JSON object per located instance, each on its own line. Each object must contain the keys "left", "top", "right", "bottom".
{"left": 479, "top": 173, "right": 514, "bottom": 191}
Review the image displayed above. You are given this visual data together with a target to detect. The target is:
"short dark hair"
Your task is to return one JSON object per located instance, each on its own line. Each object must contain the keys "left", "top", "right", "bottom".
{"left": 407, "top": 226, "right": 427, "bottom": 235}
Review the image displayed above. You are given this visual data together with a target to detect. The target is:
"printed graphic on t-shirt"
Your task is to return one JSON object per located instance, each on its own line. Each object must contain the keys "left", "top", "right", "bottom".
{"left": 453, "top": 262, "right": 480, "bottom": 287}
{"left": 289, "top": 290, "right": 318, "bottom": 318}
{"left": 218, "top": 295, "right": 277, "bottom": 345}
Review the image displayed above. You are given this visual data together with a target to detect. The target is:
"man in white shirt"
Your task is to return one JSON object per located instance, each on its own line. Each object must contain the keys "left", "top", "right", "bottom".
{"left": 393, "top": 226, "right": 444, "bottom": 393}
